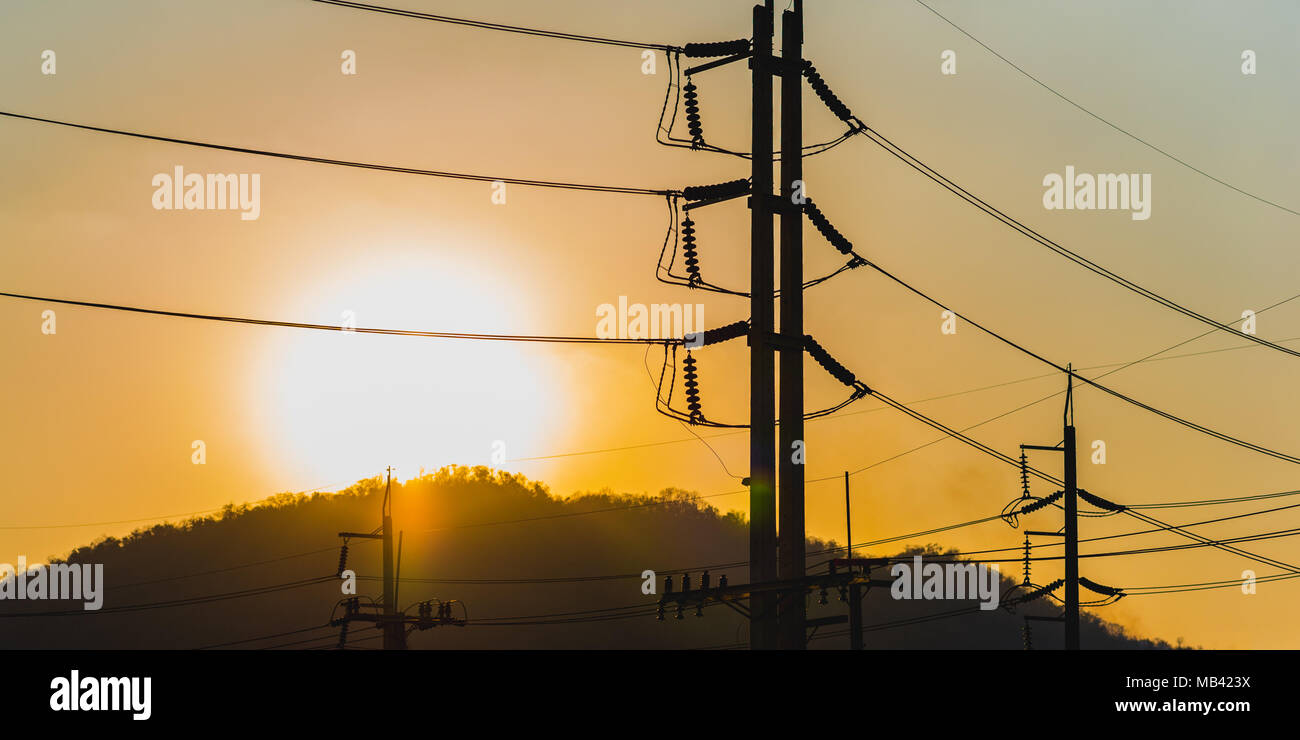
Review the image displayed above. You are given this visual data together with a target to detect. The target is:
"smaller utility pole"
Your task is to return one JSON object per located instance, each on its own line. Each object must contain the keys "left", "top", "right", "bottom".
{"left": 844, "top": 471, "right": 852, "bottom": 563}
{"left": 1062, "top": 370, "right": 1079, "bottom": 650}
{"left": 844, "top": 472, "right": 863, "bottom": 650}
{"left": 1020, "top": 370, "right": 1080, "bottom": 650}
{"left": 381, "top": 467, "right": 404, "bottom": 650}
{"left": 335, "top": 468, "right": 465, "bottom": 649}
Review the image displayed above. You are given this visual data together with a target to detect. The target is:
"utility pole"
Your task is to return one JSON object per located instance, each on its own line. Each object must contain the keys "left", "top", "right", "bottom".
{"left": 683, "top": 0, "right": 836, "bottom": 650}
{"left": 1020, "top": 369, "right": 1081, "bottom": 650}
{"left": 381, "top": 466, "right": 404, "bottom": 650}
{"left": 844, "top": 471, "right": 863, "bottom": 650}
{"left": 1062, "top": 369, "right": 1080, "bottom": 650}
{"left": 749, "top": 0, "right": 778, "bottom": 651}
{"left": 334, "top": 467, "right": 466, "bottom": 649}
{"left": 776, "top": 0, "right": 806, "bottom": 651}
{"left": 844, "top": 471, "right": 852, "bottom": 563}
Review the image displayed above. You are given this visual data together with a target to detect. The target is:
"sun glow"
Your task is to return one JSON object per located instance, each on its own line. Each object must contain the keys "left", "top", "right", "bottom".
{"left": 252, "top": 252, "right": 561, "bottom": 487}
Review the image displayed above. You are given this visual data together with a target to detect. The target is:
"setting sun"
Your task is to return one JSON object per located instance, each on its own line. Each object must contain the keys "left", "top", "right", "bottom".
{"left": 253, "top": 252, "right": 562, "bottom": 485}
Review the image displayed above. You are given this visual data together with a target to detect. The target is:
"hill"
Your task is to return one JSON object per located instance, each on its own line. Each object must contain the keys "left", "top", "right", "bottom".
{"left": 0, "top": 466, "right": 1171, "bottom": 649}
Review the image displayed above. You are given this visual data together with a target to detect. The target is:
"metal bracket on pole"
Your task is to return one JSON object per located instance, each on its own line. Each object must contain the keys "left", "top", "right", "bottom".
{"left": 755, "top": 331, "right": 804, "bottom": 352}
{"left": 684, "top": 190, "right": 750, "bottom": 211}
{"left": 685, "top": 52, "right": 752, "bottom": 76}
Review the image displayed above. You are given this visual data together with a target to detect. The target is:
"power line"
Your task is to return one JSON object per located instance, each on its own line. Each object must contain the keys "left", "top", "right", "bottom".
{"left": 0, "top": 576, "right": 334, "bottom": 618}
{"left": 360, "top": 573, "right": 641, "bottom": 586}
{"left": 1122, "top": 571, "right": 1300, "bottom": 595}
{"left": 846, "top": 388, "right": 1300, "bottom": 573}
{"left": 821, "top": 279, "right": 1300, "bottom": 482}
{"left": 312, "top": 0, "right": 682, "bottom": 51}
{"left": 869, "top": 387, "right": 1059, "bottom": 483}
{"left": 801, "top": 487, "right": 1300, "bottom": 571}
{"left": 875, "top": 517, "right": 1300, "bottom": 576}
{"left": 0, "top": 111, "right": 677, "bottom": 197}
{"left": 1131, "top": 488, "right": 1300, "bottom": 510}
{"left": 1121, "top": 507, "right": 1300, "bottom": 576}
{"left": 114, "top": 547, "right": 349, "bottom": 590}
{"left": 468, "top": 601, "right": 659, "bottom": 624}
{"left": 808, "top": 163, "right": 1300, "bottom": 470}
{"left": 195, "top": 623, "right": 333, "bottom": 650}
{"left": 8, "top": 88, "right": 1277, "bottom": 451}
{"left": 797, "top": 564, "right": 1300, "bottom": 646}
{"left": 838, "top": 250, "right": 1300, "bottom": 465}
{"left": 504, "top": 332, "right": 1300, "bottom": 463}
{"left": 1072, "top": 500, "right": 1300, "bottom": 550}
{"left": 844, "top": 515, "right": 1005, "bottom": 549}
{"left": 0, "top": 291, "right": 675, "bottom": 345}
{"left": 264, "top": 631, "right": 378, "bottom": 650}
{"left": 912, "top": 0, "right": 1300, "bottom": 218}
{"left": 713, "top": 591, "right": 1056, "bottom": 650}
{"left": 862, "top": 498, "right": 1300, "bottom": 563}
{"left": 876, "top": 526, "right": 1300, "bottom": 566}
{"left": 0, "top": 505, "right": 228, "bottom": 531}
{"left": 0, "top": 482, "right": 349, "bottom": 531}
{"left": 854, "top": 123, "right": 1300, "bottom": 359}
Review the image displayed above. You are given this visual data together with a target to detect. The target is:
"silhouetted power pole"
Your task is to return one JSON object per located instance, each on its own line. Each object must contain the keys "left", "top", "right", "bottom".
{"left": 333, "top": 468, "right": 466, "bottom": 649}
{"left": 1062, "top": 374, "right": 1080, "bottom": 650}
{"left": 777, "top": 0, "right": 807, "bottom": 652}
{"left": 680, "top": 0, "right": 839, "bottom": 650}
{"left": 337, "top": 467, "right": 406, "bottom": 649}
{"left": 749, "top": 0, "right": 778, "bottom": 651}
{"left": 843, "top": 471, "right": 864, "bottom": 650}
{"left": 1021, "top": 371, "right": 1080, "bottom": 650}
{"left": 381, "top": 467, "right": 401, "bottom": 649}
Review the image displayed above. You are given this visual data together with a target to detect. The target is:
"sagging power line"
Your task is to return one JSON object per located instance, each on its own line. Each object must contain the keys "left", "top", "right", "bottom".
{"left": 0, "top": 291, "right": 678, "bottom": 345}
{"left": 0, "top": 110, "right": 678, "bottom": 197}
{"left": 912, "top": 0, "right": 1300, "bottom": 217}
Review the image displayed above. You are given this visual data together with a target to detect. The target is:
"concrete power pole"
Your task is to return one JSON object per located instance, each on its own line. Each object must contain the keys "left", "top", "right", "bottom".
{"left": 1062, "top": 371, "right": 1080, "bottom": 650}
{"left": 777, "top": 0, "right": 807, "bottom": 651}
{"left": 749, "top": 0, "right": 778, "bottom": 651}
{"left": 1021, "top": 370, "right": 1081, "bottom": 650}
{"left": 381, "top": 467, "right": 405, "bottom": 650}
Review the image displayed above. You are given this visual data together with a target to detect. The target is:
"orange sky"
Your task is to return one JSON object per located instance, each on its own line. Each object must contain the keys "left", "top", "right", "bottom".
{"left": 2, "top": 0, "right": 1299, "bottom": 648}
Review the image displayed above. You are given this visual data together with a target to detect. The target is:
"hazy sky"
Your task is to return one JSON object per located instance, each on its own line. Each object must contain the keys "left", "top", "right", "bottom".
{"left": 2, "top": 0, "right": 1299, "bottom": 648}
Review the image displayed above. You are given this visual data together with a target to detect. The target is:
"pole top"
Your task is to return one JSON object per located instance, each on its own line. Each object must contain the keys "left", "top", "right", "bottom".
{"left": 1064, "top": 363, "right": 1075, "bottom": 426}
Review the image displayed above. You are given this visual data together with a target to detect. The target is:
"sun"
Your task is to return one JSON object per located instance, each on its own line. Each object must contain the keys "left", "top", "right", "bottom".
{"left": 251, "top": 251, "right": 561, "bottom": 488}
